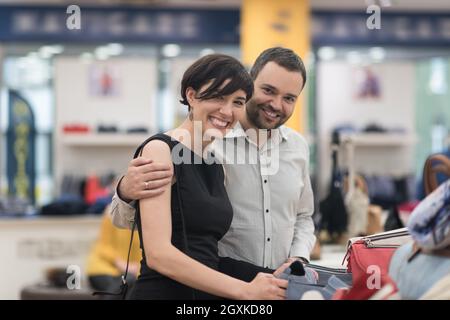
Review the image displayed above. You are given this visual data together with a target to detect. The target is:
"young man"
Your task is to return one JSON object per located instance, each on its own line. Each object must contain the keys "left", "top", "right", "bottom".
{"left": 111, "top": 47, "right": 315, "bottom": 270}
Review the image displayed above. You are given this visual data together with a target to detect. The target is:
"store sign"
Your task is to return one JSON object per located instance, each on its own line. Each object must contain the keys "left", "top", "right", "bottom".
{"left": 6, "top": 90, "right": 36, "bottom": 204}
{"left": 0, "top": 5, "right": 239, "bottom": 44}
{"left": 312, "top": 11, "right": 450, "bottom": 46}
{"left": 1, "top": 5, "right": 450, "bottom": 46}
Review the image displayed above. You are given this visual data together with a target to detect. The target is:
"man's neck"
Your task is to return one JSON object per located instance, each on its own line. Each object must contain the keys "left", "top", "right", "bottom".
{"left": 239, "top": 115, "right": 271, "bottom": 147}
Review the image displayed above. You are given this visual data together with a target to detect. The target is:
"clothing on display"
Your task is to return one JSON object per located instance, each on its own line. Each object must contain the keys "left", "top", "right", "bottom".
{"left": 41, "top": 173, "right": 116, "bottom": 215}
{"left": 407, "top": 179, "right": 450, "bottom": 250}
{"left": 344, "top": 175, "right": 370, "bottom": 237}
{"left": 385, "top": 154, "right": 450, "bottom": 300}
{"left": 333, "top": 123, "right": 408, "bottom": 135}
{"left": 126, "top": 127, "right": 149, "bottom": 134}
{"left": 40, "top": 198, "right": 89, "bottom": 216}
{"left": 336, "top": 173, "right": 450, "bottom": 300}
{"left": 363, "top": 123, "right": 388, "bottom": 133}
{"left": 85, "top": 175, "right": 112, "bottom": 205}
{"left": 364, "top": 174, "right": 415, "bottom": 210}
{"left": 62, "top": 124, "right": 90, "bottom": 133}
{"left": 279, "top": 261, "right": 352, "bottom": 300}
{"left": 97, "top": 125, "right": 119, "bottom": 133}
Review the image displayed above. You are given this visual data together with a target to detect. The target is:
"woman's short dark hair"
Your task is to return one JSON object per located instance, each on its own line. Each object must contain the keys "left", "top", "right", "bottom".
{"left": 180, "top": 54, "right": 254, "bottom": 109}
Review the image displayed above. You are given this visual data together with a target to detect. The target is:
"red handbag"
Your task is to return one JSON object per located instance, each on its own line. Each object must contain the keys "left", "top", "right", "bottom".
{"left": 334, "top": 228, "right": 411, "bottom": 300}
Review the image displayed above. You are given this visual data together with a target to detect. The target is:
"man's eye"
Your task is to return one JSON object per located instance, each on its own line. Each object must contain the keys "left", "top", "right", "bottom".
{"left": 285, "top": 97, "right": 295, "bottom": 103}
{"left": 262, "top": 87, "right": 272, "bottom": 94}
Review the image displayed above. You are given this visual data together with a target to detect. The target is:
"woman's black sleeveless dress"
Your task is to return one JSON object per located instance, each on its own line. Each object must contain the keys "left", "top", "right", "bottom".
{"left": 130, "top": 133, "right": 270, "bottom": 300}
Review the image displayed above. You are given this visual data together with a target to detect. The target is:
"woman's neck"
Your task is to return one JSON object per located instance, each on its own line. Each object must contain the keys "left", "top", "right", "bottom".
{"left": 168, "top": 118, "right": 213, "bottom": 156}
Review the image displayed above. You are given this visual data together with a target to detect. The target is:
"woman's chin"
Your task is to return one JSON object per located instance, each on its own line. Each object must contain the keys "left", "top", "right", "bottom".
{"left": 203, "top": 126, "right": 227, "bottom": 141}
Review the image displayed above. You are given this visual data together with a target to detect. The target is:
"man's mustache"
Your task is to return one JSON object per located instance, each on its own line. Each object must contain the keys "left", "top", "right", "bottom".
{"left": 258, "top": 104, "right": 283, "bottom": 118}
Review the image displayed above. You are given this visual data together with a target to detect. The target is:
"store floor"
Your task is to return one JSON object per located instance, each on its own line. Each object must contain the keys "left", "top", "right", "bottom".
{"left": 310, "top": 244, "right": 348, "bottom": 268}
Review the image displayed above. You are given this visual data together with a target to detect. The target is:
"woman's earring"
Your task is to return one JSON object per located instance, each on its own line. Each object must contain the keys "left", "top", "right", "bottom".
{"left": 188, "top": 109, "right": 193, "bottom": 121}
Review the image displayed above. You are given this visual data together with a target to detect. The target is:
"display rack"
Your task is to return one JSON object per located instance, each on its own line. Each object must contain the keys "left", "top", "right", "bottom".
{"left": 53, "top": 57, "right": 157, "bottom": 196}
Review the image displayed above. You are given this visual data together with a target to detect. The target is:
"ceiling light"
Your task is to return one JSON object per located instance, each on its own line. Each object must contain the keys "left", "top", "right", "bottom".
{"left": 318, "top": 47, "right": 336, "bottom": 61}
{"left": 369, "top": 47, "right": 386, "bottom": 61}
{"left": 161, "top": 44, "right": 180, "bottom": 58}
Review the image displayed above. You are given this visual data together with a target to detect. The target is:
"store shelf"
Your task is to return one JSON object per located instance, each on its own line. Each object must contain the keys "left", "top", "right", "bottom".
{"left": 61, "top": 133, "right": 150, "bottom": 147}
{"left": 339, "top": 133, "right": 417, "bottom": 147}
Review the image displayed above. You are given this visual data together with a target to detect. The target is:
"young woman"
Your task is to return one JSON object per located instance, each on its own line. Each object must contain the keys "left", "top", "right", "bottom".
{"left": 130, "top": 54, "right": 287, "bottom": 300}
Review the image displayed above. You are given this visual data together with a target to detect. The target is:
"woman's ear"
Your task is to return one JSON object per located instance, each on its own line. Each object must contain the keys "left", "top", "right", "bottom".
{"left": 185, "top": 87, "right": 196, "bottom": 106}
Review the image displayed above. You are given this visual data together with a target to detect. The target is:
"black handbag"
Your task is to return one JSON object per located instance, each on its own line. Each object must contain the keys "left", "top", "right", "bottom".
{"left": 319, "top": 132, "right": 348, "bottom": 238}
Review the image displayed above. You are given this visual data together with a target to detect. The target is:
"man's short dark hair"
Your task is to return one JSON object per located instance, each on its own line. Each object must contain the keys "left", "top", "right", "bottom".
{"left": 180, "top": 54, "right": 254, "bottom": 108}
{"left": 250, "top": 47, "right": 307, "bottom": 88}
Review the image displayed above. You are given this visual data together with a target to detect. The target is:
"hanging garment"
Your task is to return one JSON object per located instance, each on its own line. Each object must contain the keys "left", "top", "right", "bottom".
{"left": 367, "top": 205, "right": 384, "bottom": 235}
{"left": 344, "top": 175, "right": 370, "bottom": 237}
{"left": 407, "top": 179, "right": 450, "bottom": 250}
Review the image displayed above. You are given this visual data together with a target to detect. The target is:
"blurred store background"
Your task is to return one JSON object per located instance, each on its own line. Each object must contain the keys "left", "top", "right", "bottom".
{"left": 0, "top": 0, "right": 450, "bottom": 299}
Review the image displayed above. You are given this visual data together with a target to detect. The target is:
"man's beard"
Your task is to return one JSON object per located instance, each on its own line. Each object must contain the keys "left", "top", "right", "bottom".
{"left": 246, "top": 102, "right": 286, "bottom": 129}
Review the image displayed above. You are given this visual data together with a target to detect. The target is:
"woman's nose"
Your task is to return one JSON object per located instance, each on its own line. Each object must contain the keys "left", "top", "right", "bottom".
{"left": 220, "top": 102, "right": 233, "bottom": 118}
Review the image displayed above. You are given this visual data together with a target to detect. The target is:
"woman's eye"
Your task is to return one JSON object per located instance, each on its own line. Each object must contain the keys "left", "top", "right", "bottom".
{"left": 234, "top": 101, "right": 244, "bottom": 107}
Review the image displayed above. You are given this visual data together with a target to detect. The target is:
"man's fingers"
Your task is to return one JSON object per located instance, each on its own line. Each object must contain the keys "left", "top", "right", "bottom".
{"left": 143, "top": 171, "right": 173, "bottom": 182}
{"left": 138, "top": 162, "right": 172, "bottom": 174}
{"left": 143, "top": 178, "right": 172, "bottom": 190}
{"left": 130, "top": 157, "right": 153, "bottom": 166}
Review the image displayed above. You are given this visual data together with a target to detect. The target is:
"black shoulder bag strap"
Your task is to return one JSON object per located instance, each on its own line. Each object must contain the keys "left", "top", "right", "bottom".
{"left": 93, "top": 134, "right": 194, "bottom": 299}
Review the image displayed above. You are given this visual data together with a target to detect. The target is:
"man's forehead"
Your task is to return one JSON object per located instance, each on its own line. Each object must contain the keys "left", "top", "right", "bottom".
{"left": 254, "top": 62, "right": 303, "bottom": 94}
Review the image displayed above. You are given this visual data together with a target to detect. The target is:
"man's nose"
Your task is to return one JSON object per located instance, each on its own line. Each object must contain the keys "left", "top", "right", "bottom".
{"left": 270, "top": 96, "right": 283, "bottom": 112}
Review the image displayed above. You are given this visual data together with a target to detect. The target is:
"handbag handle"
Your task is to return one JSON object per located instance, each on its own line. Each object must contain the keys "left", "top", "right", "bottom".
{"left": 92, "top": 139, "right": 150, "bottom": 299}
{"left": 423, "top": 154, "right": 450, "bottom": 196}
{"left": 121, "top": 134, "right": 195, "bottom": 299}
